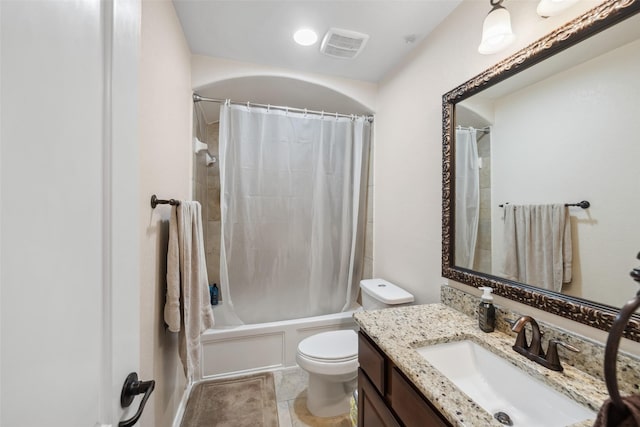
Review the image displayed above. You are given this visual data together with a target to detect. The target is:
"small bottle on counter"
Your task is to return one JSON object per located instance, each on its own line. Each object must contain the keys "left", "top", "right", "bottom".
{"left": 478, "top": 287, "right": 495, "bottom": 332}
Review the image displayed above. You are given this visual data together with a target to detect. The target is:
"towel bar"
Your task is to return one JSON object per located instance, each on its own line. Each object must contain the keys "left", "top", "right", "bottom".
{"left": 150, "top": 194, "right": 180, "bottom": 209}
{"left": 499, "top": 200, "right": 590, "bottom": 209}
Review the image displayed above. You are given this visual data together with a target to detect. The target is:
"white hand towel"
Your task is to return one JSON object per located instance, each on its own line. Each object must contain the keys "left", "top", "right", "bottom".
{"left": 501, "top": 204, "right": 572, "bottom": 292}
{"left": 502, "top": 204, "right": 519, "bottom": 283}
{"left": 163, "top": 201, "right": 215, "bottom": 382}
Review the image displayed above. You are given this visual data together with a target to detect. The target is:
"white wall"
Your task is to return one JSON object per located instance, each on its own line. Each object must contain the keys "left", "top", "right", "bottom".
{"left": 139, "top": 1, "right": 193, "bottom": 426}
{"left": 491, "top": 39, "right": 640, "bottom": 307}
{"left": 373, "top": 0, "right": 640, "bottom": 353}
{"left": 191, "top": 55, "right": 378, "bottom": 113}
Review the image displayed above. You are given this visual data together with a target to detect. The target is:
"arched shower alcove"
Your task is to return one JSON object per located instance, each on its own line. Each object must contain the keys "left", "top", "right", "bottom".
{"left": 192, "top": 73, "right": 376, "bottom": 327}
{"left": 193, "top": 75, "right": 374, "bottom": 124}
{"left": 193, "top": 75, "right": 376, "bottom": 378}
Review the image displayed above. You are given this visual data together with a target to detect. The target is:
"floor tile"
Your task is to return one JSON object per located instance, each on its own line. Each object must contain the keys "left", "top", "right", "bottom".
{"left": 288, "top": 391, "right": 352, "bottom": 427}
{"left": 277, "top": 401, "right": 293, "bottom": 427}
{"left": 274, "top": 367, "right": 309, "bottom": 402}
{"left": 181, "top": 366, "right": 355, "bottom": 427}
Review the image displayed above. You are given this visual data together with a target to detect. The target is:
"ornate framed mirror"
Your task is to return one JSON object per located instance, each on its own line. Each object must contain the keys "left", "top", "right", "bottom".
{"left": 442, "top": 0, "right": 640, "bottom": 341}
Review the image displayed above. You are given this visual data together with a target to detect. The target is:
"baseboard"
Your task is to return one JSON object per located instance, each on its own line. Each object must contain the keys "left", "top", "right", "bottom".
{"left": 171, "top": 382, "right": 193, "bottom": 427}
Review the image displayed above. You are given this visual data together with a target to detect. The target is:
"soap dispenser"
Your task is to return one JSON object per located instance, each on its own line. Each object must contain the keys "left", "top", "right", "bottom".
{"left": 478, "top": 287, "right": 495, "bottom": 332}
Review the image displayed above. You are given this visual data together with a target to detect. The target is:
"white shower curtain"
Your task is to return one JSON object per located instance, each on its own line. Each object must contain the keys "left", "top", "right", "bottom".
{"left": 217, "top": 104, "right": 371, "bottom": 324}
{"left": 455, "top": 128, "right": 480, "bottom": 269}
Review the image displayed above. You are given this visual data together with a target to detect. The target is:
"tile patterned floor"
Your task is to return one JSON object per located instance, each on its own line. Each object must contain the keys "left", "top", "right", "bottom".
{"left": 181, "top": 367, "right": 353, "bottom": 426}
{"left": 273, "top": 367, "right": 353, "bottom": 427}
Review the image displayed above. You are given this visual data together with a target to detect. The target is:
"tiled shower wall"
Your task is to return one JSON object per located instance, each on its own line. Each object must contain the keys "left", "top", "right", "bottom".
{"left": 193, "top": 121, "right": 374, "bottom": 294}
{"left": 193, "top": 122, "right": 222, "bottom": 286}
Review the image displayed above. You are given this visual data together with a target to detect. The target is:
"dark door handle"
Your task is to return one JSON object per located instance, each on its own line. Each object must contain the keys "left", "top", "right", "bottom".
{"left": 119, "top": 372, "right": 155, "bottom": 427}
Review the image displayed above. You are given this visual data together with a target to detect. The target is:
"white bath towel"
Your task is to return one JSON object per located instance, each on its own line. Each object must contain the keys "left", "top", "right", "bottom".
{"left": 163, "top": 201, "right": 215, "bottom": 382}
{"left": 501, "top": 204, "right": 572, "bottom": 292}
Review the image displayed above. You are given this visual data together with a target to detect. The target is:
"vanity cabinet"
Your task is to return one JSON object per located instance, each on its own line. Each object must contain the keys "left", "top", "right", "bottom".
{"left": 358, "top": 331, "right": 452, "bottom": 427}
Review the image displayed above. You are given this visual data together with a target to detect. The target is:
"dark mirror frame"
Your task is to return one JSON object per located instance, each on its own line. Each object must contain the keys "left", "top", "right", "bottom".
{"left": 442, "top": 0, "right": 640, "bottom": 342}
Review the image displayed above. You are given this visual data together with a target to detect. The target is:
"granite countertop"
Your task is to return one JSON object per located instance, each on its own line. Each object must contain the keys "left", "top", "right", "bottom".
{"left": 354, "top": 303, "right": 608, "bottom": 427}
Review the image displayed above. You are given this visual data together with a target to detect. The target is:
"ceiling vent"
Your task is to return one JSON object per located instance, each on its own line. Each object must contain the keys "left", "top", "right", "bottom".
{"left": 320, "top": 28, "right": 369, "bottom": 59}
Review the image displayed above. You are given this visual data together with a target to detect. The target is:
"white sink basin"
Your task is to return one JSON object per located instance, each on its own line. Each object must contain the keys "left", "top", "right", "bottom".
{"left": 416, "top": 340, "right": 596, "bottom": 427}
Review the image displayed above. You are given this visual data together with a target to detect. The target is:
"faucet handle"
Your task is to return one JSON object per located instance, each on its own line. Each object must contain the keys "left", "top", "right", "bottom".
{"left": 551, "top": 340, "right": 580, "bottom": 353}
{"left": 545, "top": 339, "right": 580, "bottom": 371}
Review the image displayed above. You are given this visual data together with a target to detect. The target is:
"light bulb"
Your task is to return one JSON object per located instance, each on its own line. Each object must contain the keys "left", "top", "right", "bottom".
{"left": 478, "top": 4, "right": 515, "bottom": 55}
{"left": 293, "top": 29, "right": 318, "bottom": 46}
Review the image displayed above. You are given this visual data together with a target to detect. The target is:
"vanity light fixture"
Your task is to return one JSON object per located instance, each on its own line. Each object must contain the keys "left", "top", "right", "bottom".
{"left": 536, "top": 0, "right": 580, "bottom": 17}
{"left": 293, "top": 28, "right": 318, "bottom": 46}
{"left": 478, "top": 0, "right": 515, "bottom": 55}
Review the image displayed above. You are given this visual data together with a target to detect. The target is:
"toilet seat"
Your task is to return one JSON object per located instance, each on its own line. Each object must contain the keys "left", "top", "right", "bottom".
{"left": 296, "top": 330, "right": 359, "bottom": 376}
{"left": 298, "top": 353, "right": 357, "bottom": 364}
{"left": 298, "top": 330, "right": 358, "bottom": 361}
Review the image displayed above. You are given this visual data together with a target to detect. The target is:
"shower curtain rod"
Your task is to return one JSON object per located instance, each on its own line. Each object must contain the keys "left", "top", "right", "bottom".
{"left": 456, "top": 125, "right": 490, "bottom": 133}
{"left": 193, "top": 93, "right": 374, "bottom": 122}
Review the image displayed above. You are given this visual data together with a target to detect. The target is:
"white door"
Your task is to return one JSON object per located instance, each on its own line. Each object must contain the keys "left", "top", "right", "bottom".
{"left": 0, "top": 1, "right": 143, "bottom": 426}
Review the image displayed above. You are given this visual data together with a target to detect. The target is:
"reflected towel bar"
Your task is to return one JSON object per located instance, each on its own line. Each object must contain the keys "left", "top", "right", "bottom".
{"left": 150, "top": 194, "right": 180, "bottom": 209}
{"left": 499, "top": 200, "right": 590, "bottom": 209}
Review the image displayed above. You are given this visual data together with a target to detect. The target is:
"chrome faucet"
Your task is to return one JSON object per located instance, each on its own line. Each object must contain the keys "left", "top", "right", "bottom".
{"left": 510, "top": 315, "right": 579, "bottom": 371}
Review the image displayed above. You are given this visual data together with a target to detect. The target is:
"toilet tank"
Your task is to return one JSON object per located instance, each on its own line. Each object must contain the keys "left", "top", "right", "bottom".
{"left": 360, "top": 279, "right": 414, "bottom": 310}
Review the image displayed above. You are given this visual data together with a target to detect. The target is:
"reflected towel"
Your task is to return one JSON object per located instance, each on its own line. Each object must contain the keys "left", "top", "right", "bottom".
{"left": 163, "top": 202, "right": 215, "bottom": 382}
{"left": 501, "top": 204, "right": 572, "bottom": 292}
{"left": 594, "top": 395, "right": 640, "bottom": 426}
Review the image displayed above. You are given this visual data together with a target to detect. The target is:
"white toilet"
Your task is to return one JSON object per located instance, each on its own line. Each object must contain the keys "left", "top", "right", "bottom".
{"left": 296, "top": 279, "right": 414, "bottom": 417}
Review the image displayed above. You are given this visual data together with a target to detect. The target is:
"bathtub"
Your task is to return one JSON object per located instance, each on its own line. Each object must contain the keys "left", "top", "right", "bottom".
{"left": 200, "top": 305, "right": 361, "bottom": 379}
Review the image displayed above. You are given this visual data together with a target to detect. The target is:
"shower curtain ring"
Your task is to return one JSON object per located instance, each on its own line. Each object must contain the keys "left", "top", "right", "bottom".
{"left": 246, "top": 101, "right": 250, "bottom": 111}
{"left": 304, "top": 108, "right": 307, "bottom": 117}
{"left": 267, "top": 104, "right": 270, "bottom": 112}
{"left": 321, "top": 111, "right": 324, "bottom": 119}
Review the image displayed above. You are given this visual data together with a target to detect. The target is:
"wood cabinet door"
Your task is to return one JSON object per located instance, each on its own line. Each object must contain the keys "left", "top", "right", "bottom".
{"left": 390, "top": 368, "right": 452, "bottom": 427}
{"left": 358, "top": 369, "right": 401, "bottom": 427}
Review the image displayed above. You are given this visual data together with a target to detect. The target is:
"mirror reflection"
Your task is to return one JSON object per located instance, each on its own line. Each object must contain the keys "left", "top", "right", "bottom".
{"left": 453, "top": 12, "right": 640, "bottom": 309}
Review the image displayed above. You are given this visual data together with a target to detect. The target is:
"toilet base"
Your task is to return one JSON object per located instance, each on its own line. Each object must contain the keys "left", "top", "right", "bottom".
{"left": 306, "top": 372, "right": 357, "bottom": 418}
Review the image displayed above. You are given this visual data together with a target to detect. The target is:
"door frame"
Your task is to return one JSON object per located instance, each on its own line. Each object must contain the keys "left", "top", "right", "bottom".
{"left": 99, "top": 0, "right": 142, "bottom": 425}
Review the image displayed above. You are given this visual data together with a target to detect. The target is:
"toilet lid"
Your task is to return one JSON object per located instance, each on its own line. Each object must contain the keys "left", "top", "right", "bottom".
{"left": 298, "top": 330, "right": 358, "bottom": 361}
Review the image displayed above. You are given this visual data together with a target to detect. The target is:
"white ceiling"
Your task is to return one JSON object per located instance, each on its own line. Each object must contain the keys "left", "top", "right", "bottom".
{"left": 172, "top": 0, "right": 462, "bottom": 83}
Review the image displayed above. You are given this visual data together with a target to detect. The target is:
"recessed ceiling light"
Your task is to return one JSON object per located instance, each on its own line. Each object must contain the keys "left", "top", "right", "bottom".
{"left": 293, "top": 28, "right": 318, "bottom": 46}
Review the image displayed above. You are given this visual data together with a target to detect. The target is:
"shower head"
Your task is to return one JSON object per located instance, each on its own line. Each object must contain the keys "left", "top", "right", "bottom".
{"left": 194, "top": 137, "right": 209, "bottom": 153}
{"left": 194, "top": 137, "right": 217, "bottom": 166}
